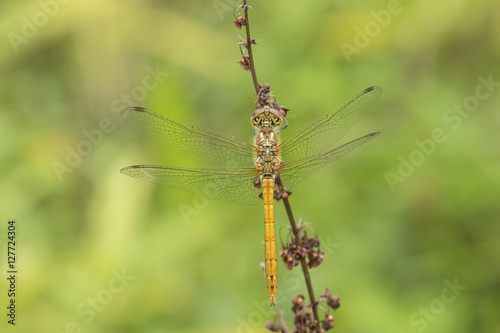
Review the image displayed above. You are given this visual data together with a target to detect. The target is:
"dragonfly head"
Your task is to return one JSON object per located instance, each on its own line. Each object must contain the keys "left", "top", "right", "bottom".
{"left": 251, "top": 107, "right": 286, "bottom": 132}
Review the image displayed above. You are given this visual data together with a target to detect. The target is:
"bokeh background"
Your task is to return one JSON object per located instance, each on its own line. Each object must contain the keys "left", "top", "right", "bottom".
{"left": 1, "top": 0, "right": 499, "bottom": 332}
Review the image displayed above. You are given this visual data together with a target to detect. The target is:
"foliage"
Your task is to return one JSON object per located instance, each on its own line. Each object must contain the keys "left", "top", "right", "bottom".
{"left": 0, "top": 0, "right": 499, "bottom": 332}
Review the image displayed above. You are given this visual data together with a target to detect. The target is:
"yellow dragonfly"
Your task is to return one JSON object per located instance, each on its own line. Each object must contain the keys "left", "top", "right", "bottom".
{"left": 121, "top": 86, "right": 381, "bottom": 306}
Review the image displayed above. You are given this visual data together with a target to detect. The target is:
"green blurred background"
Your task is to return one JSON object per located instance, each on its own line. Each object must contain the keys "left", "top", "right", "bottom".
{"left": 1, "top": 0, "right": 499, "bottom": 332}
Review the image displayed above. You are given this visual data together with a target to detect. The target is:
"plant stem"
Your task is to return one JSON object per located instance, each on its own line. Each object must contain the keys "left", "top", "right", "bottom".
{"left": 242, "top": 0, "right": 260, "bottom": 95}
{"left": 283, "top": 197, "right": 320, "bottom": 329}
{"left": 275, "top": 305, "right": 290, "bottom": 333}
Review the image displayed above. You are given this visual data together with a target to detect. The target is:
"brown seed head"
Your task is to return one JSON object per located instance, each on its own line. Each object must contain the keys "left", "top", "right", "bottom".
{"left": 239, "top": 55, "right": 251, "bottom": 72}
{"left": 232, "top": 16, "right": 245, "bottom": 29}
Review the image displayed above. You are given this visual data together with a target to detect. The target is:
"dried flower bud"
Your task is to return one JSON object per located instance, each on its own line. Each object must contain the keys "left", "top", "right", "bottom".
{"left": 322, "top": 314, "right": 334, "bottom": 330}
{"left": 327, "top": 294, "right": 340, "bottom": 310}
{"left": 233, "top": 16, "right": 245, "bottom": 29}
{"left": 279, "top": 105, "right": 289, "bottom": 117}
{"left": 307, "top": 236, "right": 320, "bottom": 248}
{"left": 308, "top": 249, "right": 325, "bottom": 268}
{"left": 280, "top": 243, "right": 300, "bottom": 270}
{"left": 291, "top": 294, "right": 305, "bottom": 313}
{"left": 239, "top": 55, "right": 251, "bottom": 72}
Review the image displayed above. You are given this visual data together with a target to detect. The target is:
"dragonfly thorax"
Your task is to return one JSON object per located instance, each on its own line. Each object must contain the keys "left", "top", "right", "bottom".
{"left": 253, "top": 112, "right": 284, "bottom": 183}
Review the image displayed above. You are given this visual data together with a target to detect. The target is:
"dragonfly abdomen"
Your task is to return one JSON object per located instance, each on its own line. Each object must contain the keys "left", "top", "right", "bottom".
{"left": 262, "top": 177, "right": 278, "bottom": 306}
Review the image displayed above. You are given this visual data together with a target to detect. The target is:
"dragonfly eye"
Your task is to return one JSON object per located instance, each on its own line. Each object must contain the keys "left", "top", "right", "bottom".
{"left": 251, "top": 115, "right": 261, "bottom": 126}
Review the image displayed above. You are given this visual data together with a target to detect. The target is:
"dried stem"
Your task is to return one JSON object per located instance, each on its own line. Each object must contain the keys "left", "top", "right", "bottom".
{"left": 275, "top": 306, "right": 290, "bottom": 333}
{"left": 242, "top": 0, "right": 260, "bottom": 95}
{"left": 283, "top": 197, "right": 320, "bottom": 330}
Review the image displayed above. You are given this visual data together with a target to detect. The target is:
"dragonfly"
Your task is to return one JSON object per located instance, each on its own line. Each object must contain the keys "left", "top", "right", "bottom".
{"left": 121, "top": 86, "right": 381, "bottom": 306}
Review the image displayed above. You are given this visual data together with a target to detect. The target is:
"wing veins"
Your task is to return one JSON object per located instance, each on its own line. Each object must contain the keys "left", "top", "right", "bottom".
{"left": 279, "top": 132, "right": 379, "bottom": 190}
{"left": 279, "top": 87, "right": 381, "bottom": 163}
{"left": 121, "top": 107, "right": 256, "bottom": 166}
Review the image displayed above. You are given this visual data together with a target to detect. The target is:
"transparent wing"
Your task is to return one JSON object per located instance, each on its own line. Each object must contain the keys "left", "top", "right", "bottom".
{"left": 121, "top": 107, "right": 256, "bottom": 167}
{"left": 279, "top": 132, "right": 379, "bottom": 190}
{"left": 121, "top": 165, "right": 262, "bottom": 205}
{"left": 280, "top": 86, "right": 381, "bottom": 163}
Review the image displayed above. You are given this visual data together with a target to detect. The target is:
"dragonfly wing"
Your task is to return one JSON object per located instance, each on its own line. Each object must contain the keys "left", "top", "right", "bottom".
{"left": 121, "top": 107, "right": 255, "bottom": 167}
{"left": 280, "top": 86, "right": 381, "bottom": 163}
{"left": 279, "top": 132, "right": 379, "bottom": 190}
{"left": 121, "top": 165, "right": 262, "bottom": 205}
